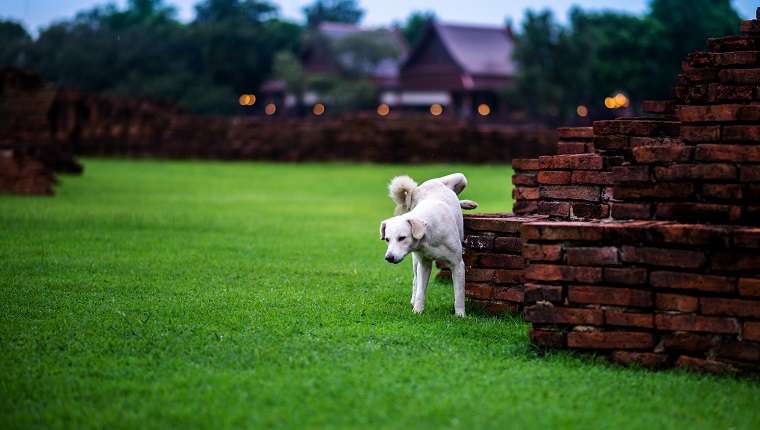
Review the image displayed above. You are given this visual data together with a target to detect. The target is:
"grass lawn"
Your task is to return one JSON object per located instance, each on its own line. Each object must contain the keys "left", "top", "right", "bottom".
{"left": 1, "top": 159, "right": 758, "bottom": 429}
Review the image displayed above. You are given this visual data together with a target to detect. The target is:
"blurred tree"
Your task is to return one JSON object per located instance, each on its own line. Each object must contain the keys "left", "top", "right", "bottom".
{"left": 303, "top": 0, "right": 364, "bottom": 26}
{"left": 399, "top": 11, "right": 436, "bottom": 47}
{"left": 0, "top": 20, "right": 32, "bottom": 67}
{"left": 332, "top": 31, "right": 402, "bottom": 78}
{"left": 273, "top": 50, "right": 307, "bottom": 113}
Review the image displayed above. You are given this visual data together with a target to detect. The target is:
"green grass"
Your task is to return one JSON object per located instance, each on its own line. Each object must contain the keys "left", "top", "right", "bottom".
{"left": 1, "top": 159, "right": 758, "bottom": 429}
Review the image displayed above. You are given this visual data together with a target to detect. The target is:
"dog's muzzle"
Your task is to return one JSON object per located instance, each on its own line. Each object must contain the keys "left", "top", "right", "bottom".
{"left": 385, "top": 254, "right": 401, "bottom": 264}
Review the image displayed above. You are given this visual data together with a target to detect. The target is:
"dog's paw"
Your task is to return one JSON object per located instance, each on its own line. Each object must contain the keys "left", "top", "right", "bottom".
{"left": 413, "top": 307, "right": 424, "bottom": 314}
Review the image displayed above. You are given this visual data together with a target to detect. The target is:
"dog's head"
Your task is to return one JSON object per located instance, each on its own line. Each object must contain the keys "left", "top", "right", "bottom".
{"left": 379, "top": 215, "right": 427, "bottom": 264}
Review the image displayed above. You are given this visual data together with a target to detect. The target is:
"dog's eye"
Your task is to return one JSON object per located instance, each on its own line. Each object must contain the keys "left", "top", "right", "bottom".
{"left": 398, "top": 236, "right": 406, "bottom": 241}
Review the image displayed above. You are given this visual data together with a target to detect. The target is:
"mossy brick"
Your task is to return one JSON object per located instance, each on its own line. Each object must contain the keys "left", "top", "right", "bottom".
{"left": 655, "top": 314, "right": 739, "bottom": 334}
{"left": 604, "top": 267, "right": 648, "bottom": 285}
{"left": 522, "top": 243, "right": 563, "bottom": 261}
{"left": 650, "top": 271, "right": 735, "bottom": 293}
{"left": 614, "top": 182, "right": 694, "bottom": 200}
{"left": 700, "top": 297, "right": 760, "bottom": 318}
{"left": 656, "top": 293, "right": 699, "bottom": 313}
{"left": 524, "top": 305, "right": 604, "bottom": 325}
{"left": 567, "top": 332, "right": 656, "bottom": 350}
{"left": 512, "top": 158, "right": 540, "bottom": 171}
{"left": 524, "top": 283, "right": 563, "bottom": 303}
{"left": 539, "top": 154, "right": 604, "bottom": 170}
{"left": 621, "top": 246, "right": 706, "bottom": 269}
{"left": 568, "top": 285, "right": 652, "bottom": 308}
{"left": 613, "top": 166, "right": 650, "bottom": 182}
{"left": 632, "top": 146, "right": 693, "bottom": 163}
{"left": 521, "top": 221, "right": 604, "bottom": 241}
{"left": 679, "top": 104, "right": 760, "bottom": 123}
{"left": 538, "top": 171, "right": 571, "bottom": 185}
{"left": 524, "top": 263, "right": 603, "bottom": 283}
{"left": 565, "top": 246, "right": 619, "bottom": 266}
{"left": 604, "top": 311, "right": 654, "bottom": 329}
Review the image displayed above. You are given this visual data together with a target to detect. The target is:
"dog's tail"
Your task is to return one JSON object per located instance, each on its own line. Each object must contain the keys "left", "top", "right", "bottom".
{"left": 389, "top": 175, "right": 417, "bottom": 215}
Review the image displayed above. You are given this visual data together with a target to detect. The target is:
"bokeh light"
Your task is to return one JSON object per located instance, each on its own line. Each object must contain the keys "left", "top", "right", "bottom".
{"left": 377, "top": 104, "right": 390, "bottom": 116}
{"left": 239, "top": 94, "right": 256, "bottom": 106}
{"left": 313, "top": 103, "right": 325, "bottom": 115}
{"left": 577, "top": 105, "right": 588, "bottom": 117}
{"left": 477, "top": 104, "right": 490, "bottom": 116}
{"left": 265, "top": 103, "right": 276, "bottom": 115}
{"left": 430, "top": 104, "right": 443, "bottom": 116}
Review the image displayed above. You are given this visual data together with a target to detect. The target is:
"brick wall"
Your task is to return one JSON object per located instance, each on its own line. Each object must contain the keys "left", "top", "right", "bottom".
{"left": 463, "top": 11, "right": 760, "bottom": 374}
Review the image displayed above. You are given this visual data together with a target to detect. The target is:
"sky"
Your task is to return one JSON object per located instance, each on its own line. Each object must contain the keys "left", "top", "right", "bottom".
{"left": 1, "top": 0, "right": 756, "bottom": 35}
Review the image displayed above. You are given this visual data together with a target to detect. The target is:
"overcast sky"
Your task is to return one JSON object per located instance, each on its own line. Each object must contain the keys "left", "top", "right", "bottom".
{"left": 1, "top": 0, "right": 756, "bottom": 35}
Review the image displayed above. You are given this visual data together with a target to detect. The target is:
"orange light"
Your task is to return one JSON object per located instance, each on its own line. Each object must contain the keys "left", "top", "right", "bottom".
{"left": 577, "top": 105, "right": 588, "bottom": 117}
{"left": 265, "top": 103, "right": 276, "bottom": 115}
{"left": 377, "top": 104, "right": 390, "bottom": 116}
{"left": 313, "top": 103, "right": 325, "bottom": 115}
{"left": 477, "top": 104, "right": 490, "bottom": 116}
{"left": 430, "top": 104, "right": 443, "bottom": 116}
{"left": 614, "top": 93, "right": 628, "bottom": 108}
{"left": 604, "top": 97, "right": 615, "bottom": 109}
{"left": 239, "top": 94, "right": 256, "bottom": 106}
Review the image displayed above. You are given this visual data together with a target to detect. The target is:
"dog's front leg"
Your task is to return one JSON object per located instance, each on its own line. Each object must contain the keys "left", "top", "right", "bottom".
{"left": 413, "top": 255, "right": 433, "bottom": 314}
{"left": 451, "top": 258, "right": 467, "bottom": 317}
{"left": 411, "top": 253, "right": 419, "bottom": 305}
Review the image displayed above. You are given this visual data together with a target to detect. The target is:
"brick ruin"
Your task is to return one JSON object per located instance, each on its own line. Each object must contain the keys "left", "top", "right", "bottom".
{"left": 462, "top": 11, "right": 760, "bottom": 374}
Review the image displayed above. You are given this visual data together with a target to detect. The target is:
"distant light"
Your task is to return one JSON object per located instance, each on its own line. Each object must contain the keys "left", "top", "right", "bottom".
{"left": 265, "top": 103, "right": 276, "bottom": 115}
{"left": 313, "top": 103, "right": 325, "bottom": 115}
{"left": 430, "top": 104, "right": 443, "bottom": 116}
{"left": 577, "top": 105, "right": 588, "bottom": 117}
{"left": 614, "top": 93, "right": 629, "bottom": 108}
{"left": 477, "top": 104, "right": 490, "bottom": 116}
{"left": 604, "top": 97, "right": 616, "bottom": 109}
{"left": 377, "top": 104, "right": 390, "bottom": 116}
{"left": 239, "top": 94, "right": 256, "bottom": 106}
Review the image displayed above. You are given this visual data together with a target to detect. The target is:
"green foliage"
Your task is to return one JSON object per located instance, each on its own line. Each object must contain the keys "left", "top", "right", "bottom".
{"left": 303, "top": 0, "right": 364, "bottom": 26}
{"left": 0, "top": 20, "right": 32, "bottom": 67}
{"left": 1, "top": 160, "right": 758, "bottom": 429}
{"left": 399, "top": 10, "right": 436, "bottom": 47}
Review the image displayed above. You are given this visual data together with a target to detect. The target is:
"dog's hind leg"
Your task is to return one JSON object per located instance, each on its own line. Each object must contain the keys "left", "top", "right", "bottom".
{"left": 411, "top": 253, "right": 419, "bottom": 305}
{"left": 451, "top": 259, "right": 467, "bottom": 317}
{"left": 412, "top": 254, "right": 433, "bottom": 314}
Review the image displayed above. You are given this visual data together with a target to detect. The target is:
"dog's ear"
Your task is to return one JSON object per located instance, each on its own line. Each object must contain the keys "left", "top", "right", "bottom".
{"left": 380, "top": 221, "right": 387, "bottom": 240}
{"left": 408, "top": 217, "right": 427, "bottom": 240}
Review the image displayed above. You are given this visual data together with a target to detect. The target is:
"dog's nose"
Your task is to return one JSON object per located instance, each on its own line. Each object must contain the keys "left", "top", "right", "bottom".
{"left": 385, "top": 254, "right": 395, "bottom": 263}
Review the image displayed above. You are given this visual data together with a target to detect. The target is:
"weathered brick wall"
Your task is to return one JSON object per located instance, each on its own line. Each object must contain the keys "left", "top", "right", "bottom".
{"left": 463, "top": 11, "right": 760, "bottom": 374}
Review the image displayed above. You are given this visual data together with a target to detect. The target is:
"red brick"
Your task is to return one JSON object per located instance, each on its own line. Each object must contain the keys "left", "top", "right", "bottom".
{"left": 469, "top": 301, "right": 520, "bottom": 315}
{"left": 687, "top": 51, "right": 714, "bottom": 67}
{"left": 612, "top": 166, "right": 649, "bottom": 182}
{"left": 594, "top": 119, "right": 680, "bottom": 137}
{"left": 632, "top": 146, "right": 693, "bottom": 164}
{"left": 719, "top": 69, "right": 760, "bottom": 84}
{"left": 604, "top": 267, "right": 648, "bottom": 285}
{"left": 701, "top": 297, "right": 760, "bottom": 318}
{"left": 524, "top": 305, "right": 604, "bottom": 325}
{"left": 605, "top": 311, "right": 654, "bottom": 328}
{"left": 567, "top": 331, "right": 656, "bottom": 349}
{"left": 662, "top": 333, "right": 712, "bottom": 352}
{"left": 655, "top": 314, "right": 738, "bottom": 334}
{"left": 614, "top": 182, "right": 694, "bottom": 200}
{"left": 521, "top": 221, "right": 604, "bottom": 241}
{"left": 650, "top": 271, "right": 735, "bottom": 293}
{"left": 724, "top": 125, "right": 760, "bottom": 142}
{"left": 512, "top": 201, "right": 538, "bottom": 215}
{"left": 701, "top": 183, "right": 742, "bottom": 200}
{"left": 719, "top": 341, "right": 760, "bottom": 362}
{"left": 743, "top": 321, "right": 760, "bottom": 342}
{"left": 465, "top": 216, "right": 528, "bottom": 234}
{"left": 695, "top": 144, "right": 760, "bottom": 162}
{"left": 571, "top": 203, "right": 609, "bottom": 219}
{"left": 524, "top": 283, "right": 563, "bottom": 303}
{"left": 713, "top": 51, "right": 760, "bottom": 66}
{"left": 655, "top": 202, "right": 740, "bottom": 224}
{"left": 556, "top": 141, "right": 587, "bottom": 154}
{"left": 477, "top": 253, "right": 525, "bottom": 269}
{"left": 557, "top": 127, "right": 594, "bottom": 140}
{"left": 494, "top": 237, "right": 522, "bottom": 253}
{"left": 684, "top": 66, "right": 720, "bottom": 83}
{"left": 529, "top": 329, "right": 567, "bottom": 348}
{"left": 675, "top": 355, "right": 738, "bottom": 375}
{"left": 710, "top": 253, "right": 760, "bottom": 272}
{"left": 464, "top": 235, "right": 495, "bottom": 251}
{"left": 656, "top": 293, "right": 699, "bottom": 313}
{"left": 494, "top": 269, "right": 525, "bottom": 285}
{"left": 540, "top": 185, "right": 601, "bottom": 202}
{"left": 708, "top": 83, "right": 755, "bottom": 102}
{"left": 629, "top": 136, "right": 680, "bottom": 148}
{"left": 740, "top": 165, "right": 760, "bottom": 182}
{"left": 679, "top": 104, "right": 760, "bottom": 122}
{"left": 465, "top": 283, "right": 492, "bottom": 300}
{"left": 571, "top": 171, "right": 614, "bottom": 185}
{"left": 539, "top": 154, "right": 604, "bottom": 170}
{"left": 611, "top": 203, "right": 653, "bottom": 220}
{"left": 621, "top": 246, "right": 706, "bottom": 269}
{"left": 493, "top": 286, "right": 524, "bottom": 302}
{"left": 645, "top": 223, "right": 730, "bottom": 247}
{"left": 738, "top": 278, "right": 760, "bottom": 297}
{"left": 512, "top": 173, "right": 538, "bottom": 186}
{"left": 565, "top": 246, "right": 619, "bottom": 266}
{"left": 594, "top": 135, "right": 628, "bottom": 150}
{"left": 537, "top": 171, "right": 571, "bottom": 185}
{"left": 465, "top": 268, "right": 495, "bottom": 283}
{"left": 524, "top": 263, "right": 603, "bottom": 283}
{"left": 610, "top": 351, "right": 671, "bottom": 369}
{"left": 642, "top": 100, "right": 675, "bottom": 115}
{"left": 654, "top": 163, "right": 737, "bottom": 181}
{"left": 522, "top": 243, "right": 562, "bottom": 261}
{"left": 537, "top": 201, "right": 570, "bottom": 218}
{"left": 568, "top": 285, "right": 653, "bottom": 307}
{"left": 680, "top": 125, "right": 720, "bottom": 142}
{"left": 512, "top": 158, "right": 539, "bottom": 171}
{"left": 513, "top": 187, "right": 539, "bottom": 201}
{"left": 707, "top": 36, "right": 760, "bottom": 53}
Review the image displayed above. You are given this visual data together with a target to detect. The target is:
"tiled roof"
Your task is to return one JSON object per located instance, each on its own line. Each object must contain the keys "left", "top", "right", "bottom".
{"left": 433, "top": 22, "right": 515, "bottom": 77}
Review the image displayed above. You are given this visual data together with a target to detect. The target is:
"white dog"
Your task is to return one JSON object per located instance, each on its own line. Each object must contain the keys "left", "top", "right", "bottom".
{"left": 380, "top": 173, "right": 477, "bottom": 317}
